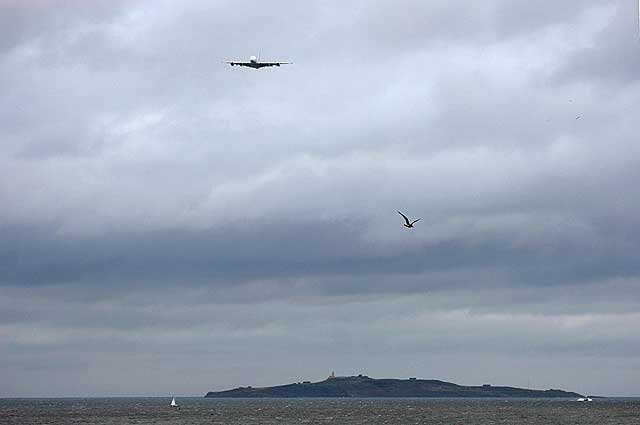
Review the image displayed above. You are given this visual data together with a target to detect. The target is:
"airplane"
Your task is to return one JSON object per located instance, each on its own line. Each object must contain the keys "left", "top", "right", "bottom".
{"left": 224, "top": 55, "right": 292, "bottom": 69}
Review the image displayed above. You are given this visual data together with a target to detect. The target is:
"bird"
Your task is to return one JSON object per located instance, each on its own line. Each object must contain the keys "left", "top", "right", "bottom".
{"left": 575, "top": 115, "right": 581, "bottom": 120}
{"left": 398, "top": 211, "right": 421, "bottom": 228}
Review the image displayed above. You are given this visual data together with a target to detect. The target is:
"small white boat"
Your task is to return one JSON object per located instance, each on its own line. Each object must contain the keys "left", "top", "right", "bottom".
{"left": 170, "top": 397, "right": 179, "bottom": 407}
{"left": 577, "top": 397, "right": 592, "bottom": 402}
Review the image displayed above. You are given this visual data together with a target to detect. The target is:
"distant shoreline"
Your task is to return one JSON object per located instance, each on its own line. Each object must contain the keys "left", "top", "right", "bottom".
{"left": 205, "top": 375, "right": 585, "bottom": 399}
{"left": 14, "top": 395, "right": 640, "bottom": 400}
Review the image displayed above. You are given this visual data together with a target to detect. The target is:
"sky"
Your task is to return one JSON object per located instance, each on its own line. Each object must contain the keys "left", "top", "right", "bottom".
{"left": 1, "top": 0, "right": 640, "bottom": 397}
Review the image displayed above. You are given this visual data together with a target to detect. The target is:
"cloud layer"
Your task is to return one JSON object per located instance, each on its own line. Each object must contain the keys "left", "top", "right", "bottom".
{"left": 1, "top": 0, "right": 639, "bottom": 397}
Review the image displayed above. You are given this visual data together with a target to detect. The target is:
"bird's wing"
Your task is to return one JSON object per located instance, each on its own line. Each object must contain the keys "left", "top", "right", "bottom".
{"left": 397, "top": 211, "right": 411, "bottom": 225}
{"left": 410, "top": 218, "right": 421, "bottom": 225}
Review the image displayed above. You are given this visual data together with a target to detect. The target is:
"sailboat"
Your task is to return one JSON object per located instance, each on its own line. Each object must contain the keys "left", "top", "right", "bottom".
{"left": 170, "top": 397, "right": 179, "bottom": 408}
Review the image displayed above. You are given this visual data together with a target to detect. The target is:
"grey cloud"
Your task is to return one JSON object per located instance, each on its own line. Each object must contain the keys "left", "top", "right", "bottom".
{"left": 0, "top": 0, "right": 134, "bottom": 55}
{"left": 2, "top": 212, "right": 638, "bottom": 293}
{"left": 1, "top": 0, "right": 639, "bottom": 397}
{"left": 1, "top": 285, "right": 639, "bottom": 396}
{"left": 558, "top": 3, "right": 640, "bottom": 84}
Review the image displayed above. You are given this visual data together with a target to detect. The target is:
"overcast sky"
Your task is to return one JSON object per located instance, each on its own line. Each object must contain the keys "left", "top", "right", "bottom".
{"left": 1, "top": 0, "right": 640, "bottom": 397}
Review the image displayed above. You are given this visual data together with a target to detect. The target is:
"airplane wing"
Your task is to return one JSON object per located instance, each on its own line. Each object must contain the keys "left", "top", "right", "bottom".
{"left": 223, "top": 60, "right": 292, "bottom": 68}
{"left": 259, "top": 62, "right": 292, "bottom": 67}
{"left": 224, "top": 61, "right": 252, "bottom": 67}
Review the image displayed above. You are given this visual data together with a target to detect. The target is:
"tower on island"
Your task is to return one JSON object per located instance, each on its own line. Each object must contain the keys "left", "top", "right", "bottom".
{"left": 328, "top": 371, "right": 336, "bottom": 379}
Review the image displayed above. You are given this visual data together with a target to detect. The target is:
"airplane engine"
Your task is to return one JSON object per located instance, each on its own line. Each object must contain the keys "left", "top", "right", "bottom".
{"left": 250, "top": 55, "right": 257, "bottom": 63}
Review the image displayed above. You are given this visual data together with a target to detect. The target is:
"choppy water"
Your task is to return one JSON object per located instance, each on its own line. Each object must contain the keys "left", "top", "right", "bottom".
{"left": 1, "top": 397, "right": 639, "bottom": 424}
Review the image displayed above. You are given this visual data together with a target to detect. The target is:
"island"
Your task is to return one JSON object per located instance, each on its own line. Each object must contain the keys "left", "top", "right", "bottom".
{"left": 205, "top": 374, "right": 583, "bottom": 398}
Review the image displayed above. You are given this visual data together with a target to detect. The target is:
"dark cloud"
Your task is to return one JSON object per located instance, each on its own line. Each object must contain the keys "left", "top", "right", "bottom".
{"left": 1, "top": 0, "right": 639, "bottom": 397}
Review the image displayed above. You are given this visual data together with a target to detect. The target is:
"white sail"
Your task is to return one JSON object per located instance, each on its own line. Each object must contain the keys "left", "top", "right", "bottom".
{"left": 170, "top": 397, "right": 177, "bottom": 407}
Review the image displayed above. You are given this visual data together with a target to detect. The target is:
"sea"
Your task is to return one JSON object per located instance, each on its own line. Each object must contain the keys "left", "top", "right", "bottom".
{"left": 1, "top": 397, "right": 639, "bottom": 424}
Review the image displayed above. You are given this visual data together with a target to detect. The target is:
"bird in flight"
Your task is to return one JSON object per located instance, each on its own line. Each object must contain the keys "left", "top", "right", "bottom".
{"left": 398, "top": 211, "right": 421, "bottom": 228}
